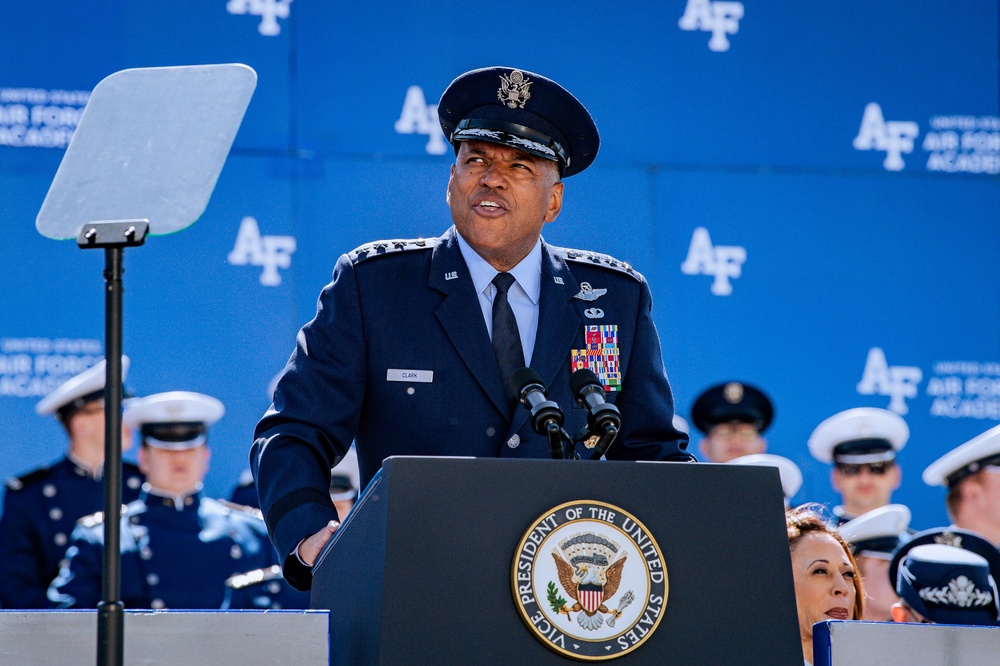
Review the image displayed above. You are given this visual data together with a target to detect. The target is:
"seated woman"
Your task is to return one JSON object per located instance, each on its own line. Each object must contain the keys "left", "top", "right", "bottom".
{"left": 786, "top": 506, "right": 865, "bottom": 666}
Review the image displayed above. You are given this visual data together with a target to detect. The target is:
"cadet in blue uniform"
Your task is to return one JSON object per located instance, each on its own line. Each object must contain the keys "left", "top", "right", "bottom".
{"left": 838, "top": 504, "right": 912, "bottom": 621}
{"left": 0, "top": 358, "right": 143, "bottom": 609}
{"left": 807, "top": 407, "right": 909, "bottom": 525}
{"left": 49, "top": 391, "right": 297, "bottom": 609}
{"left": 252, "top": 66, "right": 694, "bottom": 590}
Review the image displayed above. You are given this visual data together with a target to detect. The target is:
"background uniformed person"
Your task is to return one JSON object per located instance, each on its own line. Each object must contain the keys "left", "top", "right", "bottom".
{"left": 808, "top": 407, "right": 909, "bottom": 525}
{"left": 251, "top": 65, "right": 694, "bottom": 591}
{"left": 0, "top": 358, "right": 143, "bottom": 608}
{"left": 838, "top": 504, "right": 912, "bottom": 621}
{"left": 888, "top": 527, "right": 1000, "bottom": 626}
{"left": 727, "top": 453, "right": 801, "bottom": 508}
{"left": 690, "top": 381, "right": 774, "bottom": 463}
{"left": 923, "top": 423, "right": 1000, "bottom": 546}
{"left": 49, "top": 391, "right": 292, "bottom": 609}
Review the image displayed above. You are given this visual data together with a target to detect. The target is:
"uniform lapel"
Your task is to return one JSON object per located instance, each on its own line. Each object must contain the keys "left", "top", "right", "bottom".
{"left": 509, "top": 243, "right": 582, "bottom": 434}
{"left": 430, "top": 228, "right": 509, "bottom": 417}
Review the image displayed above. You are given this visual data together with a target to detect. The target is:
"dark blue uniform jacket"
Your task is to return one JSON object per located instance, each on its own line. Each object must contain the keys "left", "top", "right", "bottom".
{"left": 251, "top": 227, "right": 692, "bottom": 588}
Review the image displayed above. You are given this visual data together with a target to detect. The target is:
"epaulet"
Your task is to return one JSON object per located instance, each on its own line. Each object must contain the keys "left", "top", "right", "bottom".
{"left": 555, "top": 246, "right": 640, "bottom": 280}
{"left": 348, "top": 237, "right": 434, "bottom": 265}
{"left": 226, "top": 564, "right": 283, "bottom": 590}
{"left": 217, "top": 498, "right": 264, "bottom": 521}
{"left": 5, "top": 466, "right": 53, "bottom": 492}
{"left": 78, "top": 510, "right": 104, "bottom": 529}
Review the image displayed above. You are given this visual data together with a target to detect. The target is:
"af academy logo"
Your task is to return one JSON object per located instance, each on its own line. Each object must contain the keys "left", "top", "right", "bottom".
{"left": 857, "top": 347, "right": 923, "bottom": 415}
{"left": 680, "top": 227, "right": 746, "bottom": 296}
{"left": 228, "top": 216, "right": 296, "bottom": 286}
{"left": 395, "top": 86, "right": 448, "bottom": 156}
{"left": 678, "top": 0, "right": 745, "bottom": 52}
{"left": 513, "top": 501, "right": 667, "bottom": 660}
{"left": 226, "top": 0, "right": 292, "bottom": 37}
{"left": 853, "top": 103, "right": 919, "bottom": 172}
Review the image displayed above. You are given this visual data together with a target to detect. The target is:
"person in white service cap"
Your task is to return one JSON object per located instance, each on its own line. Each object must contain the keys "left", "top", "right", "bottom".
{"left": 0, "top": 357, "right": 144, "bottom": 608}
{"left": 808, "top": 407, "right": 909, "bottom": 525}
{"left": 838, "top": 504, "right": 912, "bottom": 620}
{"left": 728, "top": 453, "right": 802, "bottom": 508}
{"left": 923, "top": 423, "right": 1000, "bottom": 546}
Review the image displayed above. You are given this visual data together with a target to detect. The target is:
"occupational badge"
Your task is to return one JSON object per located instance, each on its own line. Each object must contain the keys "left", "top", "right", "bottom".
{"left": 498, "top": 69, "right": 532, "bottom": 109}
{"left": 571, "top": 325, "right": 621, "bottom": 392}
{"left": 573, "top": 282, "right": 607, "bottom": 302}
{"left": 512, "top": 500, "right": 667, "bottom": 660}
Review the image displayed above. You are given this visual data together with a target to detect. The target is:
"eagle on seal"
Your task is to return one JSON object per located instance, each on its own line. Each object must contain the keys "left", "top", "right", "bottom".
{"left": 552, "top": 547, "right": 628, "bottom": 631}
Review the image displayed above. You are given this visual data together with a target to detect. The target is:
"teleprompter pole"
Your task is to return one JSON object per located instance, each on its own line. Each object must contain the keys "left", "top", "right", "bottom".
{"left": 77, "top": 220, "right": 148, "bottom": 666}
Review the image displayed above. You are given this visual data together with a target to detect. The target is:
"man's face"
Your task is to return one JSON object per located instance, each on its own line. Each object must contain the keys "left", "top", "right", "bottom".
{"left": 446, "top": 140, "right": 563, "bottom": 271}
{"left": 831, "top": 460, "right": 901, "bottom": 514}
{"left": 67, "top": 400, "right": 133, "bottom": 452}
{"left": 698, "top": 421, "right": 765, "bottom": 462}
{"left": 139, "top": 444, "right": 210, "bottom": 495}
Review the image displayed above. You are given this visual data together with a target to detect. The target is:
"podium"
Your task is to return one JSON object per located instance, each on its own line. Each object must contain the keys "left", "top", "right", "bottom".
{"left": 313, "top": 457, "right": 802, "bottom": 664}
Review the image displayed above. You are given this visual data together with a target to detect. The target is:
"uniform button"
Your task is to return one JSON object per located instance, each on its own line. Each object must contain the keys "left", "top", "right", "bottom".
{"left": 507, "top": 434, "right": 520, "bottom": 449}
{"left": 268, "top": 582, "right": 281, "bottom": 594}
{"left": 54, "top": 533, "right": 67, "bottom": 547}
{"left": 151, "top": 599, "right": 165, "bottom": 609}
{"left": 127, "top": 477, "right": 140, "bottom": 490}
{"left": 184, "top": 497, "right": 193, "bottom": 506}
{"left": 49, "top": 508, "right": 63, "bottom": 521}
{"left": 43, "top": 484, "right": 57, "bottom": 498}
{"left": 146, "top": 573, "right": 159, "bottom": 586}
{"left": 140, "top": 547, "right": 153, "bottom": 560}
{"left": 230, "top": 545, "right": 243, "bottom": 559}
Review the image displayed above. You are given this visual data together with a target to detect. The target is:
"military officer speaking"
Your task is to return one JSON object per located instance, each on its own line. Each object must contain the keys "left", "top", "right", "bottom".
{"left": 251, "top": 66, "right": 695, "bottom": 590}
{"left": 49, "top": 391, "right": 292, "bottom": 610}
{"left": 0, "top": 358, "right": 144, "bottom": 609}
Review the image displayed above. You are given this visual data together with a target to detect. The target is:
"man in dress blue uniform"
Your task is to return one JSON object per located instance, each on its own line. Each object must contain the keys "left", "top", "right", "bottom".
{"left": 0, "top": 358, "right": 144, "bottom": 609}
{"left": 49, "top": 391, "right": 300, "bottom": 609}
{"left": 691, "top": 381, "right": 774, "bottom": 462}
{"left": 251, "top": 66, "right": 694, "bottom": 590}
{"left": 923, "top": 423, "right": 1000, "bottom": 546}
{"left": 808, "top": 407, "right": 909, "bottom": 525}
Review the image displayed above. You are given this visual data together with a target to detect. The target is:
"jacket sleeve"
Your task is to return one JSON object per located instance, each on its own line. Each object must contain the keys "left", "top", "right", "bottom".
{"left": 606, "top": 275, "right": 695, "bottom": 463}
{"left": 250, "top": 253, "right": 367, "bottom": 590}
{"left": 0, "top": 487, "right": 52, "bottom": 609}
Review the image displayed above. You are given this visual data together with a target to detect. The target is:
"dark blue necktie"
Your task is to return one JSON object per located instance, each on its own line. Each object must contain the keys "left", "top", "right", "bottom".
{"left": 491, "top": 272, "right": 525, "bottom": 415}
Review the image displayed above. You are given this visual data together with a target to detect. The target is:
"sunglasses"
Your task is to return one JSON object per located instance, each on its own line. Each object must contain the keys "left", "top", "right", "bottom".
{"left": 836, "top": 461, "right": 894, "bottom": 476}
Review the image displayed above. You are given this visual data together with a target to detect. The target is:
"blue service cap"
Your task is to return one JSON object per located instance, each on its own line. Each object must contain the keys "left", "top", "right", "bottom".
{"left": 438, "top": 66, "right": 599, "bottom": 177}
{"left": 889, "top": 527, "right": 1000, "bottom": 626}
{"left": 808, "top": 407, "right": 908, "bottom": 465}
{"left": 35, "top": 356, "right": 131, "bottom": 420}
{"left": 124, "top": 391, "right": 224, "bottom": 450}
{"left": 691, "top": 381, "right": 774, "bottom": 434}
{"left": 895, "top": 544, "right": 999, "bottom": 626}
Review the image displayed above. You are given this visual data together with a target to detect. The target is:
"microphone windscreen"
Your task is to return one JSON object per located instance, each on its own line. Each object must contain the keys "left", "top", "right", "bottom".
{"left": 569, "top": 368, "right": 601, "bottom": 396}
{"left": 511, "top": 367, "right": 542, "bottom": 395}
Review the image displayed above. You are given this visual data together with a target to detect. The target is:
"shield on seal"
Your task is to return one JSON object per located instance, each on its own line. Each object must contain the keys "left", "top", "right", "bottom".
{"left": 578, "top": 584, "right": 604, "bottom": 614}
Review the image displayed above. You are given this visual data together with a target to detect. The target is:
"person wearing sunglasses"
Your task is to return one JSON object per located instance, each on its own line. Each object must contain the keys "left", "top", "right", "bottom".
{"left": 923, "top": 423, "right": 1000, "bottom": 546}
{"left": 808, "top": 407, "right": 909, "bottom": 525}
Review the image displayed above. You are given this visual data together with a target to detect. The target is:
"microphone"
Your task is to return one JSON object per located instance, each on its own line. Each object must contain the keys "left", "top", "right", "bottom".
{"left": 569, "top": 368, "right": 621, "bottom": 460}
{"left": 511, "top": 368, "right": 565, "bottom": 459}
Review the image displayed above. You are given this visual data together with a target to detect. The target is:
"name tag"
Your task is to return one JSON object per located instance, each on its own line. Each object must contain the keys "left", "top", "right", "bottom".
{"left": 386, "top": 369, "right": 433, "bottom": 383}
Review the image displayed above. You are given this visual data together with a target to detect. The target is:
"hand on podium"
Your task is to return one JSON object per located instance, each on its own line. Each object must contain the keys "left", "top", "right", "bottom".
{"left": 298, "top": 520, "right": 340, "bottom": 567}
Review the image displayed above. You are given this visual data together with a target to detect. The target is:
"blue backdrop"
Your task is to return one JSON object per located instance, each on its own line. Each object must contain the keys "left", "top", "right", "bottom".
{"left": 1, "top": 0, "right": 998, "bottom": 531}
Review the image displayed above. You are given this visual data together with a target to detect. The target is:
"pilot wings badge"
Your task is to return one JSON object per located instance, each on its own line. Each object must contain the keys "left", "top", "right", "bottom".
{"left": 512, "top": 500, "right": 668, "bottom": 660}
{"left": 573, "top": 282, "right": 607, "bottom": 302}
{"left": 498, "top": 70, "right": 532, "bottom": 109}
